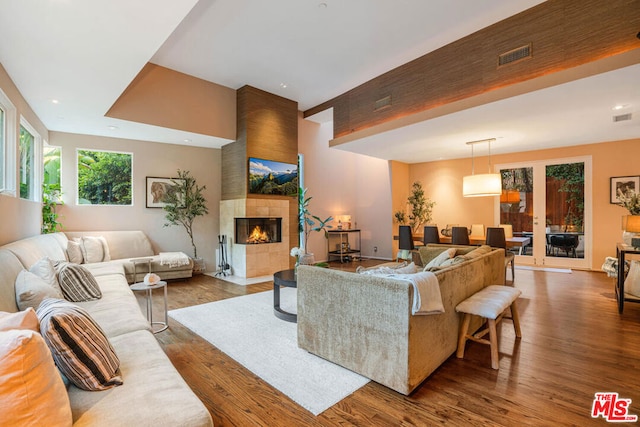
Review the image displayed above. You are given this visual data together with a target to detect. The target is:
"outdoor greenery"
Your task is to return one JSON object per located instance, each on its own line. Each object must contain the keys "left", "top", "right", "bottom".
{"left": 394, "top": 181, "right": 436, "bottom": 234}
{"left": 77, "top": 150, "right": 132, "bottom": 205}
{"left": 19, "top": 125, "right": 33, "bottom": 199}
{"left": 298, "top": 187, "right": 332, "bottom": 254}
{"left": 546, "top": 163, "right": 584, "bottom": 230}
{"left": 163, "top": 170, "right": 208, "bottom": 259}
{"left": 42, "top": 183, "right": 63, "bottom": 234}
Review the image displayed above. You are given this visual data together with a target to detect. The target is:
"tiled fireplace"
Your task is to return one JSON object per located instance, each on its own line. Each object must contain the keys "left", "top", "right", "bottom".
{"left": 220, "top": 199, "right": 290, "bottom": 278}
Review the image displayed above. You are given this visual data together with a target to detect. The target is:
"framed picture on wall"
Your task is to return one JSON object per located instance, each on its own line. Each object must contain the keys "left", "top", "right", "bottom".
{"left": 610, "top": 176, "right": 640, "bottom": 204}
{"left": 146, "top": 177, "right": 184, "bottom": 208}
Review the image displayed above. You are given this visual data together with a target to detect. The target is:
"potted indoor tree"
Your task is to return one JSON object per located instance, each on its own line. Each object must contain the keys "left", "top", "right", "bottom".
{"left": 296, "top": 187, "right": 332, "bottom": 265}
{"left": 394, "top": 181, "right": 436, "bottom": 234}
{"left": 163, "top": 169, "right": 208, "bottom": 273}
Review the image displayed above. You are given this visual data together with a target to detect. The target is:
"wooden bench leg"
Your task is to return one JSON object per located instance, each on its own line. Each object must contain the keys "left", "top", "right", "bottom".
{"left": 456, "top": 313, "right": 471, "bottom": 359}
{"left": 510, "top": 301, "right": 522, "bottom": 338}
{"left": 488, "top": 318, "right": 499, "bottom": 369}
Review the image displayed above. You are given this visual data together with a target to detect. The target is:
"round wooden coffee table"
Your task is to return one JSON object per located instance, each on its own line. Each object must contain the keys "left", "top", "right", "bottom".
{"left": 273, "top": 269, "right": 297, "bottom": 322}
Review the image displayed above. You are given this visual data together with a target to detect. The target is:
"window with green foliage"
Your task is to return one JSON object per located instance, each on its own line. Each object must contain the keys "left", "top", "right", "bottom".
{"left": 77, "top": 149, "right": 132, "bottom": 205}
{"left": 19, "top": 125, "right": 34, "bottom": 200}
{"left": 44, "top": 145, "right": 61, "bottom": 187}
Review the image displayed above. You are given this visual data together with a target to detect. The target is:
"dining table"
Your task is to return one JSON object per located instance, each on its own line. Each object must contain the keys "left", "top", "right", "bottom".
{"left": 435, "top": 235, "right": 531, "bottom": 255}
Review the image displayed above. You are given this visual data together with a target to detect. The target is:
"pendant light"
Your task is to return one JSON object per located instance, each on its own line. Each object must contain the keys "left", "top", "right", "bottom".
{"left": 462, "top": 138, "right": 502, "bottom": 197}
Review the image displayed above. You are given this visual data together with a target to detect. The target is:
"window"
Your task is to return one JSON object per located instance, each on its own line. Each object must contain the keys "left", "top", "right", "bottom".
{"left": 77, "top": 149, "right": 132, "bottom": 205}
{"left": 19, "top": 119, "right": 41, "bottom": 201}
{"left": 0, "top": 88, "right": 16, "bottom": 194}
{"left": 43, "top": 144, "right": 62, "bottom": 202}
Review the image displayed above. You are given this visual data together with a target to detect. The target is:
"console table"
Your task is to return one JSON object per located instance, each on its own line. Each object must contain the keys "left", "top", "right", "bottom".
{"left": 615, "top": 243, "right": 640, "bottom": 314}
{"left": 327, "top": 229, "right": 361, "bottom": 262}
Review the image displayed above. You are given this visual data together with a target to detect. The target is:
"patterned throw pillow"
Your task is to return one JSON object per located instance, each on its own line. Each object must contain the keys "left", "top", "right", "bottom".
{"left": 36, "top": 298, "right": 122, "bottom": 391}
{"left": 54, "top": 262, "right": 102, "bottom": 302}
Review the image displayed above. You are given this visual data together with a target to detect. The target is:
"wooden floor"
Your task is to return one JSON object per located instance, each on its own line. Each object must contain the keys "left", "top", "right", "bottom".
{"left": 143, "top": 261, "right": 640, "bottom": 426}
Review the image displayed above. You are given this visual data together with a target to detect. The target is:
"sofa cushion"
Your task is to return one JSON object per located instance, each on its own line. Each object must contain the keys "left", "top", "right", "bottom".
{"left": 79, "top": 236, "right": 111, "bottom": 263}
{"left": 2, "top": 232, "right": 68, "bottom": 268}
{"left": 29, "top": 257, "right": 62, "bottom": 294}
{"left": 37, "top": 298, "right": 123, "bottom": 391}
{"left": 66, "top": 239, "right": 84, "bottom": 264}
{"left": 0, "top": 249, "right": 25, "bottom": 313}
{"left": 458, "top": 245, "right": 493, "bottom": 260}
{"left": 55, "top": 262, "right": 102, "bottom": 302}
{"left": 417, "top": 247, "right": 451, "bottom": 266}
{"left": 0, "top": 329, "right": 73, "bottom": 427}
{"left": 0, "top": 307, "right": 39, "bottom": 332}
{"left": 68, "top": 329, "right": 213, "bottom": 427}
{"left": 423, "top": 248, "right": 456, "bottom": 270}
{"left": 15, "top": 270, "right": 63, "bottom": 311}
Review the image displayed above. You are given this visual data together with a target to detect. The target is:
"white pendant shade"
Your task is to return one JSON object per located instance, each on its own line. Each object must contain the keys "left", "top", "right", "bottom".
{"left": 462, "top": 173, "right": 502, "bottom": 197}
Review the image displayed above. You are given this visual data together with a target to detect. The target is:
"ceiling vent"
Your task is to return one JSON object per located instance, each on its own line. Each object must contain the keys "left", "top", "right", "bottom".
{"left": 498, "top": 44, "right": 532, "bottom": 67}
{"left": 613, "top": 113, "right": 633, "bottom": 122}
{"left": 374, "top": 95, "right": 392, "bottom": 112}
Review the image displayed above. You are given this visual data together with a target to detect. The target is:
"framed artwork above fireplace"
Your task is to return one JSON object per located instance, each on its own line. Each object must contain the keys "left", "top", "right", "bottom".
{"left": 248, "top": 157, "right": 298, "bottom": 196}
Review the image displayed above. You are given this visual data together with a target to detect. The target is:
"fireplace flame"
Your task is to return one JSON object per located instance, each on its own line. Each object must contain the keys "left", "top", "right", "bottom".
{"left": 247, "top": 226, "right": 270, "bottom": 244}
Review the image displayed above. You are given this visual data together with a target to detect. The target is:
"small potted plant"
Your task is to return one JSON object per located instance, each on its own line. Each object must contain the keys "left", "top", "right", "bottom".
{"left": 297, "top": 187, "right": 332, "bottom": 265}
{"left": 163, "top": 170, "right": 208, "bottom": 273}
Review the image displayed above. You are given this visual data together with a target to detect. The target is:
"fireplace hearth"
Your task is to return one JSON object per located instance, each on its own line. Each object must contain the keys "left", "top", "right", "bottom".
{"left": 235, "top": 217, "right": 282, "bottom": 245}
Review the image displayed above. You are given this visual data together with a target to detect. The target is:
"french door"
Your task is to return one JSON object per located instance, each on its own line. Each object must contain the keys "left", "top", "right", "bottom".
{"left": 494, "top": 156, "right": 592, "bottom": 269}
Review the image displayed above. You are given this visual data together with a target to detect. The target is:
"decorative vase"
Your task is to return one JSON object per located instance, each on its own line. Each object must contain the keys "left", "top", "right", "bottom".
{"left": 299, "top": 253, "right": 315, "bottom": 266}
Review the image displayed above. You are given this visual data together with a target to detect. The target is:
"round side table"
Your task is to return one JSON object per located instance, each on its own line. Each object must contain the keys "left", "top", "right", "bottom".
{"left": 273, "top": 269, "right": 297, "bottom": 322}
{"left": 130, "top": 280, "right": 168, "bottom": 333}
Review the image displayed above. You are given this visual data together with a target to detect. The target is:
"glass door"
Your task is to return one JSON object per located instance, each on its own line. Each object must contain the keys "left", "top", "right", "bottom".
{"left": 495, "top": 156, "right": 592, "bottom": 269}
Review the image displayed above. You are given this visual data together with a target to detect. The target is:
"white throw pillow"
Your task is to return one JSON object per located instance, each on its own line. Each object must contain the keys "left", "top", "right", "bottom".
{"left": 15, "top": 270, "right": 63, "bottom": 311}
{"left": 357, "top": 262, "right": 418, "bottom": 275}
{"left": 29, "top": 257, "right": 62, "bottom": 294}
{"left": 0, "top": 307, "right": 39, "bottom": 332}
{"left": 0, "top": 329, "right": 73, "bottom": 426}
{"left": 625, "top": 260, "right": 640, "bottom": 298}
{"left": 424, "top": 248, "right": 456, "bottom": 270}
{"left": 66, "top": 239, "right": 84, "bottom": 264}
{"left": 80, "top": 236, "right": 105, "bottom": 263}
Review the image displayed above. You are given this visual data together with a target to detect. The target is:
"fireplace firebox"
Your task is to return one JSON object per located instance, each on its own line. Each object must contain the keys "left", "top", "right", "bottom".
{"left": 235, "top": 217, "right": 282, "bottom": 245}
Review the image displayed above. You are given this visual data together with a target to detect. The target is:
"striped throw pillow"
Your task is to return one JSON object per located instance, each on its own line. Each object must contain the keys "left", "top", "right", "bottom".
{"left": 55, "top": 262, "right": 102, "bottom": 302}
{"left": 36, "top": 298, "right": 123, "bottom": 391}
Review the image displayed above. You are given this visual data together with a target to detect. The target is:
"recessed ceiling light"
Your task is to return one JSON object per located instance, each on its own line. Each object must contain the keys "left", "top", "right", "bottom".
{"left": 183, "top": 139, "right": 191, "bottom": 143}
{"left": 51, "top": 99, "right": 59, "bottom": 104}
{"left": 107, "top": 125, "right": 118, "bottom": 130}
{"left": 613, "top": 104, "right": 629, "bottom": 110}
{"left": 318, "top": 2, "right": 327, "bottom": 8}
{"left": 280, "top": 83, "right": 287, "bottom": 89}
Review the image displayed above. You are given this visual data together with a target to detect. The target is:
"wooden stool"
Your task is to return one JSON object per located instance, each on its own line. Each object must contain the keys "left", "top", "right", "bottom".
{"left": 455, "top": 285, "right": 522, "bottom": 369}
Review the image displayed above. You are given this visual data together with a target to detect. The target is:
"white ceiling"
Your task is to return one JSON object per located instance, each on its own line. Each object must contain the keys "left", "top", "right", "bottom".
{"left": 0, "top": 0, "right": 637, "bottom": 161}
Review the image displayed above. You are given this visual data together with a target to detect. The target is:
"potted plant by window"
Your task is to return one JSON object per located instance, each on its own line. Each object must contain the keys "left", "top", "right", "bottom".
{"left": 297, "top": 187, "right": 332, "bottom": 265}
{"left": 163, "top": 170, "right": 208, "bottom": 273}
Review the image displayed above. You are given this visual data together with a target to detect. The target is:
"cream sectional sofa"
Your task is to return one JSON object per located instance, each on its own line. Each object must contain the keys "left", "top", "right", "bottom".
{"left": 0, "top": 232, "right": 212, "bottom": 426}
{"left": 297, "top": 244, "right": 505, "bottom": 395}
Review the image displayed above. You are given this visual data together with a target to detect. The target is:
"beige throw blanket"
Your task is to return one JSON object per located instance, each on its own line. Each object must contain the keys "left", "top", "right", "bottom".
{"left": 159, "top": 252, "right": 191, "bottom": 268}
{"left": 394, "top": 271, "right": 444, "bottom": 315}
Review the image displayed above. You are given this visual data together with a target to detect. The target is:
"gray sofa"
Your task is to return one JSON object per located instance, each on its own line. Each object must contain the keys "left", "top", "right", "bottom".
{"left": 297, "top": 244, "right": 505, "bottom": 395}
{"left": 0, "top": 232, "right": 212, "bottom": 426}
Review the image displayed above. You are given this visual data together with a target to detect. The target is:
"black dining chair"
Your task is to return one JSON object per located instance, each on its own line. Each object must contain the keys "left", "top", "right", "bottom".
{"left": 485, "top": 227, "right": 516, "bottom": 284}
{"left": 451, "top": 226, "right": 470, "bottom": 245}
{"left": 423, "top": 226, "right": 440, "bottom": 245}
{"left": 397, "top": 225, "right": 414, "bottom": 261}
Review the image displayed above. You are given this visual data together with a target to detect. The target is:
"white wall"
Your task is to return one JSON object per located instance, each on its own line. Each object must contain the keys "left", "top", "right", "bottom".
{"left": 298, "top": 115, "right": 394, "bottom": 260}
{"left": 50, "top": 132, "right": 221, "bottom": 271}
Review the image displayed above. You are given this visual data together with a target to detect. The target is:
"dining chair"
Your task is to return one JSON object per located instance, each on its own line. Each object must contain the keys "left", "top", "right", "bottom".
{"left": 486, "top": 227, "right": 515, "bottom": 284}
{"left": 469, "top": 223, "right": 485, "bottom": 238}
{"left": 397, "top": 225, "right": 414, "bottom": 260}
{"left": 423, "top": 226, "right": 440, "bottom": 245}
{"left": 451, "top": 226, "right": 470, "bottom": 245}
{"left": 498, "top": 224, "right": 514, "bottom": 239}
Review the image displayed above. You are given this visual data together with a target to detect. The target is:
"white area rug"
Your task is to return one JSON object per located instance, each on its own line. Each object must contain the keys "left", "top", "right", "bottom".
{"left": 203, "top": 272, "right": 272, "bottom": 286}
{"left": 168, "top": 288, "right": 369, "bottom": 415}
